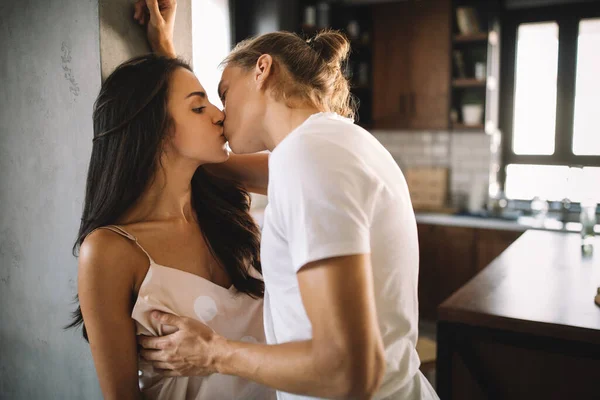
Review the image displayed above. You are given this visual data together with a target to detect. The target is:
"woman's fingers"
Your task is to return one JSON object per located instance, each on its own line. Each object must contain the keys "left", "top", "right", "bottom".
{"left": 145, "top": 0, "right": 164, "bottom": 25}
{"left": 133, "top": 0, "right": 145, "bottom": 24}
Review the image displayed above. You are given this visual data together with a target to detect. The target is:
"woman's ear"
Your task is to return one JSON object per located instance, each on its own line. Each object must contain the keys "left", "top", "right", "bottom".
{"left": 254, "top": 54, "right": 274, "bottom": 90}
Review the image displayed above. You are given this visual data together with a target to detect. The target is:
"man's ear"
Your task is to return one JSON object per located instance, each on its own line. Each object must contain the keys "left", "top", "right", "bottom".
{"left": 254, "top": 54, "right": 274, "bottom": 90}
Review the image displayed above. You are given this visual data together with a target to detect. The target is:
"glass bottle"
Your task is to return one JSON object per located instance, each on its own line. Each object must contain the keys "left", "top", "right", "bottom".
{"left": 581, "top": 200, "right": 597, "bottom": 256}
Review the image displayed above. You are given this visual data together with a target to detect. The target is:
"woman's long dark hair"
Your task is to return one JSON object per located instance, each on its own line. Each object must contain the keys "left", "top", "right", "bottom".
{"left": 66, "top": 54, "right": 263, "bottom": 341}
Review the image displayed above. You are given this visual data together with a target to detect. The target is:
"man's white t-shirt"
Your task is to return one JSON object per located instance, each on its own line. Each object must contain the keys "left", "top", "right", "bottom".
{"left": 260, "top": 112, "right": 439, "bottom": 400}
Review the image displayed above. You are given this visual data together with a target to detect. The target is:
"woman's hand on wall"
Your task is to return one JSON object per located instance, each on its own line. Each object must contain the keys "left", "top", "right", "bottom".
{"left": 133, "top": 0, "right": 177, "bottom": 58}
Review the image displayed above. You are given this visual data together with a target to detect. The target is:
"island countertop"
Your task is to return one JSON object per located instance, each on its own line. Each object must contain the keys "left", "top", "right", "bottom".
{"left": 438, "top": 230, "right": 600, "bottom": 346}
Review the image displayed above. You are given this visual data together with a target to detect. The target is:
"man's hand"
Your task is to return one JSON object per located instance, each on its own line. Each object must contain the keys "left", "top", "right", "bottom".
{"left": 133, "top": 0, "right": 177, "bottom": 58}
{"left": 138, "top": 311, "right": 225, "bottom": 377}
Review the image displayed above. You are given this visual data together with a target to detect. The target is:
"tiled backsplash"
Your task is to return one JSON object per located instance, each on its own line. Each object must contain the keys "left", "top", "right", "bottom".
{"left": 373, "top": 130, "right": 492, "bottom": 208}
{"left": 251, "top": 130, "right": 493, "bottom": 212}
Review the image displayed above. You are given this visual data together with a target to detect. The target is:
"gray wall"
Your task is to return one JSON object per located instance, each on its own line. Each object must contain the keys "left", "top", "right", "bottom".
{"left": 0, "top": 0, "right": 193, "bottom": 398}
{"left": 0, "top": 0, "right": 102, "bottom": 398}
{"left": 99, "top": 0, "right": 193, "bottom": 80}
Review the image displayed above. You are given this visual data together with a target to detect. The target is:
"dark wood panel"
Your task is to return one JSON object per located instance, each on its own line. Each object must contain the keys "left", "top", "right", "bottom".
{"left": 409, "top": 0, "right": 451, "bottom": 129}
{"left": 435, "top": 225, "right": 477, "bottom": 304}
{"left": 372, "top": 0, "right": 450, "bottom": 130}
{"left": 418, "top": 224, "right": 440, "bottom": 319}
{"left": 418, "top": 223, "right": 476, "bottom": 320}
{"left": 419, "top": 223, "right": 524, "bottom": 321}
{"left": 372, "top": 1, "right": 411, "bottom": 127}
{"left": 475, "top": 229, "right": 522, "bottom": 271}
{"left": 438, "top": 322, "right": 600, "bottom": 400}
{"left": 439, "top": 231, "right": 600, "bottom": 345}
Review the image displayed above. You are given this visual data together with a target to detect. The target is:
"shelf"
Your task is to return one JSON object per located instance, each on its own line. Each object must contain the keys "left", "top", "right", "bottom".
{"left": 453, "top": 78, "right": 486, "bottom": 88}
{"left": 453, "top": 33, "right": 488, "bottom": 43}
{"left": 452, "top": 123, "right": 485, "bottom": 131}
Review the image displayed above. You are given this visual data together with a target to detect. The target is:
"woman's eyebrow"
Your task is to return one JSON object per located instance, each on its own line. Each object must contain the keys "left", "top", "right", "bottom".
{"left": 185, "top": 91, "right": 206, "bottom": 99}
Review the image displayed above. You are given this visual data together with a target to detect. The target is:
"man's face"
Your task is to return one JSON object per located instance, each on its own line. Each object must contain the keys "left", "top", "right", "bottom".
{"left": 218, "top": 65, "right": 268, "bottom": 154}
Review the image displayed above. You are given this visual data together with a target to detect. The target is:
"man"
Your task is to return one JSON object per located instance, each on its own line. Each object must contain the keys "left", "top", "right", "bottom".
{"left": 134, "top": 1, "right": 438, "bottom": 399}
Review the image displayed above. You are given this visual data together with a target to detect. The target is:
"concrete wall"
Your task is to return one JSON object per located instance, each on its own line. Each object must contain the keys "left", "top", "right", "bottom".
{"left": 99, "top": 0, "right": 193, "bottom": 80}
{"left": 0, "top": 0, "right": 191, "bottom": 398}
{"left": 0, "top": 0, "right": 102, "bottom": 398}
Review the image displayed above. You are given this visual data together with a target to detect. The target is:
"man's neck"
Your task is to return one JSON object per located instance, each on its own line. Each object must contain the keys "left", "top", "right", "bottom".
{"left": 262, "top": 103, "right": 323, "bottom": 151}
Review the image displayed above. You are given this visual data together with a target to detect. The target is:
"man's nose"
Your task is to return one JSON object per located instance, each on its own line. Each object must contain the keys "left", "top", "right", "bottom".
{"left": 213, "top": 107, "right": 225, "bottom": 126}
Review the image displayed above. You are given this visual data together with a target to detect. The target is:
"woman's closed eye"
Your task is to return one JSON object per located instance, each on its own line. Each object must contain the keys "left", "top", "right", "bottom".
{"left": 192, "top": 106, "right": 206, "bottom": 114}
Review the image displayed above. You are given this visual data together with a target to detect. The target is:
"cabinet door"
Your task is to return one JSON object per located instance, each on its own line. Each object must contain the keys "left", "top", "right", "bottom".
{"left": 408, "top": 0, "right": 451, "bottom": 129}
{"left": 372, "top": 1, "right": 412, "bottom": 129}
{"left": 434, "top": 225, "right": 477, "bottom": 307}
{"left": 418, "top": 223, "right": 439, "bottom": 320}
{"left": 372, "top": 0, "right": 451, "bottom": 130}
{"left": 475, "top": 229, "right": 522, "bottom": 271}
{"left": 418, "top": 224, "right": 476, "bottom": 320}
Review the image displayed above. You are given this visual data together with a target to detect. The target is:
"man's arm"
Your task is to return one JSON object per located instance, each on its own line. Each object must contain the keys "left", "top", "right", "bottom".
{"left": 204, "top": 153, "right": 269, "bottom": 195}
{"left": 141, "top": 254, "right": 385, "bottom": 399}
{"left": 218, "top": 254, "right": 386, "bottom": 398}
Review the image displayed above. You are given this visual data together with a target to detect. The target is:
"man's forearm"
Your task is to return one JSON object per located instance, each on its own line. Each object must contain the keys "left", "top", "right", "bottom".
{"left": 215, "top": 339, "right": 350, "bottom": 399}
{"left": 205, "top": 153, "right": 269, "bottom": 195}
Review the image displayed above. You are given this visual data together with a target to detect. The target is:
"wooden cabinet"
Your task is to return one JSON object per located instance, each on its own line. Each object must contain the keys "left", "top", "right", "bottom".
{"left": 418, "top": 224, "right": 476, "bottom": 319}
{"left": 417, "top": 223, "right": 522, "bottom": 320}
{"left": 372, "top": 0, "right": 451, "bottom": 130}
{"left": 417, "top": 224, "right": 440, "bottom": 319}
{"left": 475, "top": 228, "right": 522, "bottom": 272}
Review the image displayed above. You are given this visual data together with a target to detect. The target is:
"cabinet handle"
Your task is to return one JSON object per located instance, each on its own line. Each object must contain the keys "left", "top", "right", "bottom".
{"left": 399, "top": 94, "right": 407, "bottom": 116}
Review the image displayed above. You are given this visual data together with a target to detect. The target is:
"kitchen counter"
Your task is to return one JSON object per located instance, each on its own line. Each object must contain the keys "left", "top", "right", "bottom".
{"left": 415, "top": 212, "right": 599, "bottom": 234}
{"left": 255, "top": 208, "right": 598, "bottom": 234}
{"left": 436, "top": 230, "right": 600, "bottom": 399}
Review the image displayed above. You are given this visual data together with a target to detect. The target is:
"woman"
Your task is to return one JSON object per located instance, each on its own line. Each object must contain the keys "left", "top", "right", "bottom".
{"left": 67, "top": 54, "right": 274, "bottom": 399}
{"left": 134, "top": 1, "right": 439, "bottom": 399}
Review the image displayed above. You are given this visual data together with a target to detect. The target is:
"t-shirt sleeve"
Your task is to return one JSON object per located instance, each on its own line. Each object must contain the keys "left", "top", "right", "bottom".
{"left": 270, "top": 135, "right": 381, "bottom": 272}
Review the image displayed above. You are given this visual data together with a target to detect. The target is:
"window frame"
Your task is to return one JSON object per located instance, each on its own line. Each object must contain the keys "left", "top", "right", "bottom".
{"left": 499, "top": 2, "right": 600, "bottom": 191}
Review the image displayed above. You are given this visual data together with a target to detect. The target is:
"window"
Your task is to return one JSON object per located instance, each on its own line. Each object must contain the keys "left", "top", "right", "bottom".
{"left": 505, "top": 164, "right": 600, "bottom": 202}
{"left": 192, "top": 0, "right": 232, "bottom": 109}
{"left": 512, "top": 22, "right": 558, "bottom": 156}
{"left": 500, "top": 4, "right": 600, "bottom": 202}
{"left": 573, "top": 18, "right": 600, "bottom": 156}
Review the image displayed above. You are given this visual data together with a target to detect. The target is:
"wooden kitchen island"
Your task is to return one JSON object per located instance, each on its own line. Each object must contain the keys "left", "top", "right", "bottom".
{"left": 436, "top": 230, "right": 600, "bottom": 400}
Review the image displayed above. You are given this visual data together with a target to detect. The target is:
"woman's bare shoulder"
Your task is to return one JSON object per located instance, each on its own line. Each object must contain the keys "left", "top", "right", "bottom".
{"left": 78, "top": 228, "right": 148, "bottom": 289}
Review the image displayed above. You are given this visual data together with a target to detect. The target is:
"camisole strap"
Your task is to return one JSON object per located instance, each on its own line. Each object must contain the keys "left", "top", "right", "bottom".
{"left": 88, "top": 225, "right": 155, "bottom": 264}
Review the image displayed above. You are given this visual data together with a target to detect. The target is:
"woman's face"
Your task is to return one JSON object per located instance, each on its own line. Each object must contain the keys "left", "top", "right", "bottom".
{"left": 166, "top": 68, "right": 228, "bottom": 164}
{"left": 218, "top": 65, "right": 268, "bottom": 154}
